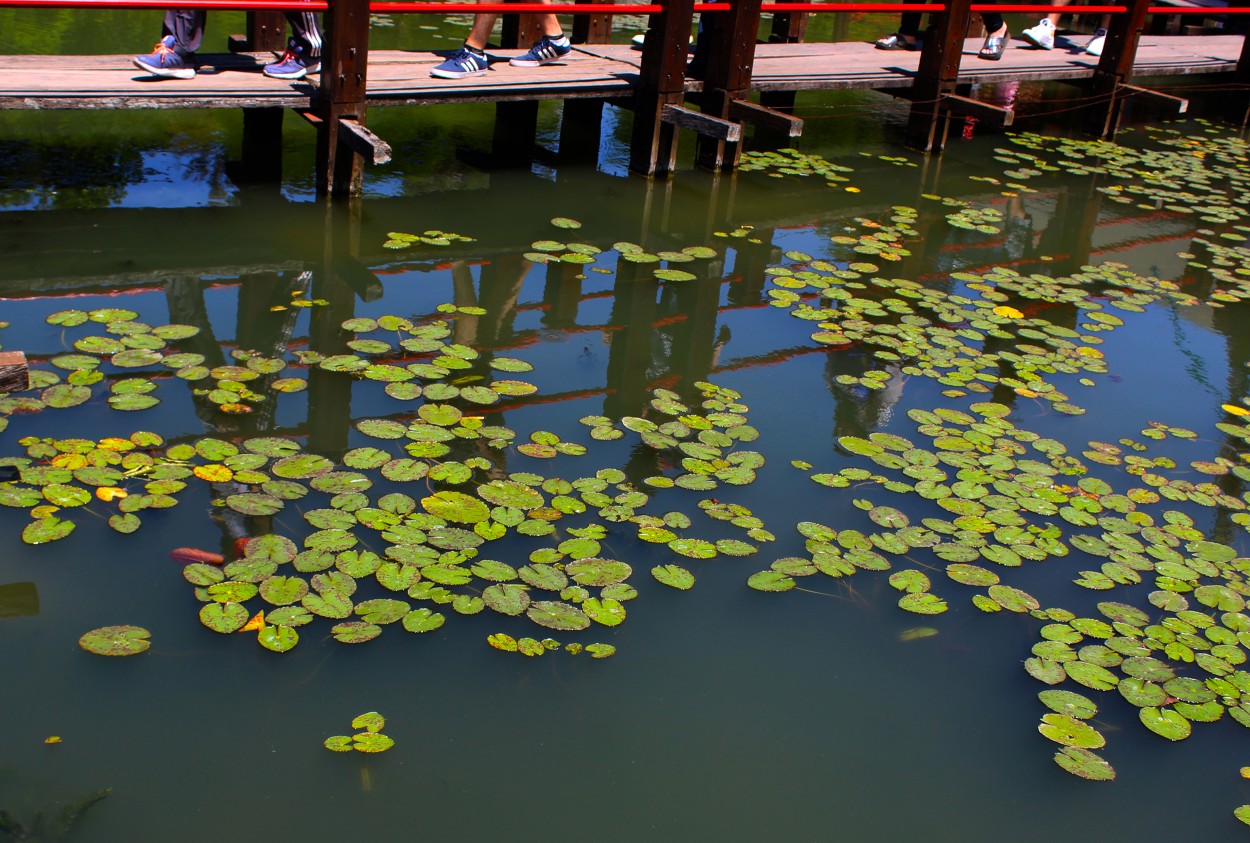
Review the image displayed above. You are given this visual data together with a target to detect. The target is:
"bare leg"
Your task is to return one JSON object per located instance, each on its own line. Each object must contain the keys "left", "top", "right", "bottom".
{"left": 464, "top": 7, "right": 564, "bottom": 51}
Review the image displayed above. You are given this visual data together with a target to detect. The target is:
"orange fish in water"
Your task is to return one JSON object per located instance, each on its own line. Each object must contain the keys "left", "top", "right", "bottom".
{"left": 170, "top": 547, "right": 225, "bottom": 566}
{"left": 234, "top": 537, "right": 252, "bottom": 559}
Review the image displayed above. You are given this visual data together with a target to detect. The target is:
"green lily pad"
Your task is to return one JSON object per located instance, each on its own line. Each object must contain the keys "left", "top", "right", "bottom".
{"left": 1053, "top": 747, "right": 1116, "bottom": 781}
{"left": 1139, "top": 706, "right": 1191, "bottom": 740}
{"left": 1039, "top": 713, "right": 1105, "bottom": 748}
{"left": 78, "top": 624, "right": 151, "bottom": 656}
{"left": 652, "top": 564, "right": 695, "bottom": 590}
{"left": 526, "top": 600, "right": 590, "bottom": 631}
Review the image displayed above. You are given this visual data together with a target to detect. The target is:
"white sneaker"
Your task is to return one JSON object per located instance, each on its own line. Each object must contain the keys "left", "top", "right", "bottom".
{"left": 1021, "top": 18, "right": 1056, "bottom": 50}
{"left": 1085, "top": 28, "right": 1107, "bottom": 57}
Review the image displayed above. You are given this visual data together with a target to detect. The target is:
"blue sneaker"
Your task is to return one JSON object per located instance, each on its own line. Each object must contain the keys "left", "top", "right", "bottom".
{"left": 132, "top": 35, "right": 195, "bottom": 79}
{"left": 264, "top": 38, "right": 320, "bottom": 80}
{"left": 430, "top": 47, "right": 489, "bottom": 79}
{"left": 509, "top": 35, "right": 572, "bottom": 67}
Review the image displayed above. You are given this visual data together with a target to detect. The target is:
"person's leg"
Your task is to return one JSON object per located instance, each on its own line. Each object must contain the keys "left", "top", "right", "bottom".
{"left": 875, "top": 10, "right": 924, "bottom": 49}
{"left": 264, "top": 9, "right": 322, "bottom": 78}
{"left": 1022, "top": 0, "right": 1070, "bottom": 49}
{"left": 978, "top": 12, "right": 1008, "bottom": 59}
{"left": 163, "top": 9, "right": 206, "bottom": 56}
{"left": 133, "top": 9, "right": 201, "bottom": 78}
{"left": 430, "top": 14, "right": 496, "bottom": 78}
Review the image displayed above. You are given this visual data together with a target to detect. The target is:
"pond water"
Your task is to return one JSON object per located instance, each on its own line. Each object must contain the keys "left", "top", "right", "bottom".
{"left": 4, "top": 10, "right": 1250, "bottom": 843}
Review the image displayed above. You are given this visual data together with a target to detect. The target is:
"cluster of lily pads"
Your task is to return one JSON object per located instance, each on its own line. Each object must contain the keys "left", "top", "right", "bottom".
{"left": 11, "top": 128, "right": 1250, "bottom": 826}
{"left": 324, "top": 711, "right": 393, "bottom": 754}
{"left": 734, "top": 132, "right": 1250, "bottom": 817}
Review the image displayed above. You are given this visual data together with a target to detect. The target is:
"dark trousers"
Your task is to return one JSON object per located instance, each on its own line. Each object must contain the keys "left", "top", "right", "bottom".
{"left": 162, "top": 9, "right": 322, "bottom": 58}
{"left": 899, "top": 11, "right": 1005, "bottom": 37}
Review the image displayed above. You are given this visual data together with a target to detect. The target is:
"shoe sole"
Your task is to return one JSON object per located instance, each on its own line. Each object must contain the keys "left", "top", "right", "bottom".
{"left": 429, "top": 68, "right": 488, "bottom": 79}
{"left": 1021, "top": 33, "right": 1053, "bottom": 50}
{"left": 132, "top": 57, "right": 195, "bottom": 79}
{"left": 509, "top": 56, "right": 569, "bottom": 67}
{"left": 264, "top": 68, "right": 308, "bottom": 80}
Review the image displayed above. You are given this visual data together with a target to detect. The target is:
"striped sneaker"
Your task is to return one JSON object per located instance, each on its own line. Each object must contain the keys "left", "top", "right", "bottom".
{"left": 509, "top": 35, "right": 572, "bottom": 67}
{"left": 264, "top": 38, "right": 320, "bottom": 80}
{"left": 430, "top": 46, "right": 489, "bottom": 79}
{"left": 132, "top": 35, "right": 196, "bottom": 79}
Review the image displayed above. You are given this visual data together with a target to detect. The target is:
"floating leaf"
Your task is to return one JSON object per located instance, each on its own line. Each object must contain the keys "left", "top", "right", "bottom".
{"left": 78, "top": 625, "right": 150, "bottom": 656}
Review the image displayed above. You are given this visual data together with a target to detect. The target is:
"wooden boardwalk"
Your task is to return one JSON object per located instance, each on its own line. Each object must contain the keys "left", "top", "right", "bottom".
{"left": 0, "top": 35, "right": 1241, "bottom": 110}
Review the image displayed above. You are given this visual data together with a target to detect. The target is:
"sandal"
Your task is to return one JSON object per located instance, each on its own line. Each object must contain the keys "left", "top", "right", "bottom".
{"left": 875, "top": 32, "right": 921, "bottom": 51}
{"left": 978, "top": 29, "right": 1009, "bottom": 60}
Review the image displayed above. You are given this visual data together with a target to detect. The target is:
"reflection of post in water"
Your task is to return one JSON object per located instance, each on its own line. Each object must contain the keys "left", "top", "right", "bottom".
{"left": 307, "top": 201, "right": 364, "bottom": 462}
{"left": 727, "top": 228, "right": 776, "bottom": 307}
{"left": 164, "top": 269, "right": 305, "bottom": 555}
{"left": 653, "top": 263, "right": 727, "bottom": 397}
{"left": 1199, "top": 254, "right": 1250, "bottom": 543}
{"left": 541, "top": 260, "right": 584, "bottom": 330}
{"left": 604, "top": 259, "right": 660, "bottom": 420}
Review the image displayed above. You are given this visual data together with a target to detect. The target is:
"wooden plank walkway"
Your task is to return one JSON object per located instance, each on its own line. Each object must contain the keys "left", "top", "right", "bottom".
{"left": 0, "top": 35, "right": 1241, "bottom": 109}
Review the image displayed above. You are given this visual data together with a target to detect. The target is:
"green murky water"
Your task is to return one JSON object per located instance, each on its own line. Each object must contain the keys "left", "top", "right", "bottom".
{"left": 4, "top": 11, "right": 1250, "bottom": 843}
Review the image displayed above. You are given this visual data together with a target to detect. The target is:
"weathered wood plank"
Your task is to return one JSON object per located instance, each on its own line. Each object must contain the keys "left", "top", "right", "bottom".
{"left": 727, "top": 99, "right": 803, "bottom": 136}
{"left": 339, "top": 118, "right": 393, "bottom": 164}
{"left": 0, "top": 37, "right": 1240, "bottom": 111}
{"left": 0, "top": 352, "right": 29, "bottom": 394}
{"left": 661, "top": 104, "right": 742, "bottom": 142}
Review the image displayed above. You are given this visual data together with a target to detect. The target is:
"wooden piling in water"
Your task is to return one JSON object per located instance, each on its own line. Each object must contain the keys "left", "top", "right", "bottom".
{"left": 630, "top": 0, "right": 697, "bottom": 176}
{"left": 905, "top": 0, "right": 974, "bottom": 153}
{"left": 1087, "top": 0, "right": 1152, "bottom": 138}
{"left": 316, "top": 0, "right": 373, "bottom": 196}
{"left": 0, "top": 351, "right": 29, "bottom": 393}
{"left": 694, "top": 0, "right": 764, "bottom": 171}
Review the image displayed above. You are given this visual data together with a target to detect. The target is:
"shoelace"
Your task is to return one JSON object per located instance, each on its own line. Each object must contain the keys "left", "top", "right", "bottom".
{"left": 152, "top": 41, "right": 178, "bottom": 57}
{"left": 275, "top": 49, "right": 298, "bottom": 65}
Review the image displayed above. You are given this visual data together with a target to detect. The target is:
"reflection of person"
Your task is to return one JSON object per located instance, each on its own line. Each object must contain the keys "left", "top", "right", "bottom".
{"left": 132, "top": 9, "right": 322, "bottom": 80}
{"left": 431, "top": 4, "right": 571, "bottom": 79}
{"left": 876, "top": 11, "right": 1010, "bottom": 61}
{"left": 1020, "top": 2, "right": 1108, "bottom": 56}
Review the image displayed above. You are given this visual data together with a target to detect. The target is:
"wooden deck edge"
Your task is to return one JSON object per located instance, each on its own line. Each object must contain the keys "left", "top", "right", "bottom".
{"left": 0, "top": 351, "right": 29, "bottom": 394}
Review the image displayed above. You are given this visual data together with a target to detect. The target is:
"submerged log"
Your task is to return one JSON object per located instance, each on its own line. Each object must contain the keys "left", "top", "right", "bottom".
{"left": 0, "top": 351, "right": 28, "bottom": 393}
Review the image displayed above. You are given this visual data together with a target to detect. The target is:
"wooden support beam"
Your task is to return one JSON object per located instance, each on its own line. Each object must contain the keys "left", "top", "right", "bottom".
{"left": 662, "top": 104, "right": 742, "bottom": 142}
{"left": 230, "top": 11, "right": 288, "bottom": 53}
{"left": 940, "top": 94, "right": 1014, "bottom": 128}
{"left": 1229, "top": 31, "right": 1250, "bottom": 126}
{"left": 572, "top": 0, "right": 615, "bottom": 44}
{"left": 728, "top": 99, "right": 803, "bottom": 137}
{"left": 339, "top": 118, "right": 392, "bottom": 164}
{"left": 1087, "top": 0, "right": 1151, "bottom": 138}
{"left": 694, "top": 0, "right": 765, "bottom": 171}
{"left": 492, "top": 100, "right": 540, "bottom": 167}
{"left": 1118, "top": 84, "right": 1188, "bottom": 114}
{"left": 232, "top": 107, "right": 284, "bottom": 187}
{"left": 629, "top": 0, "right": 697, "bottom": 177}
{"left": 317, "top": 0, "right": 372, "bottom": 197}
{"left": 906, "top": 0, "right": 972, "bottom": 152}
{"left": 559, "top": 98, "right": 606, "bottom": 165}
{"left": 0, "top": 352, "right": 29, "bottom": 394}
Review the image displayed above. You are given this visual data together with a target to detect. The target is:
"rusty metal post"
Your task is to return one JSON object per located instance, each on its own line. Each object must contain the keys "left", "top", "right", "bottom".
{"left": 316, "top": 0, "right": 372, "bottom": 196}
{"left": 695, "top": 0, "right": 764, "bottom": 170}
{"left": 1086, "top": 0, "right": 1150, "bottom": 138}
{"left": 629, "top": 0, "right": 697, "bottom": 176}
{"left": 904, "top": 0, "right": 972, "bottom": 152}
